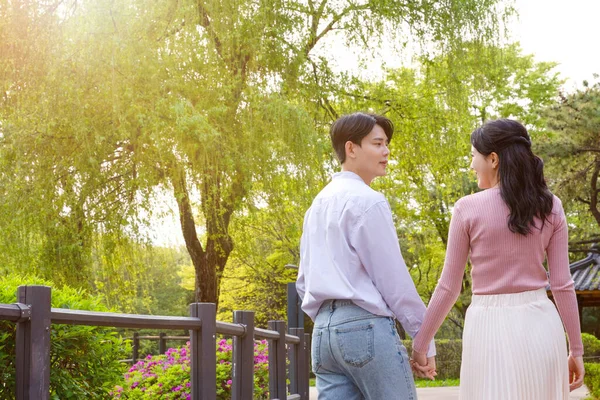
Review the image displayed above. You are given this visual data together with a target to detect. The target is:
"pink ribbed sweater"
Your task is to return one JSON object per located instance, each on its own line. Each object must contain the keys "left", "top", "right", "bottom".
{"left": 412, "top": 187, "right": 584, "bottom": 356}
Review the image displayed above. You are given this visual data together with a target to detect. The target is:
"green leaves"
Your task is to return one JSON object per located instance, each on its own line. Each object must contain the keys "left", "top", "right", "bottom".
{"left": 0, "top": 0, "right": 524, "bottom": 311}
{"left": 539, "top": 80, "right": 600, "bottom": 243}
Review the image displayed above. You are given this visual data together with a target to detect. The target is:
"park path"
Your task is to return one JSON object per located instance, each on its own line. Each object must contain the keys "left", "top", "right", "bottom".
{"left": 309, "top": 385, "right": 590, "bottom": 399}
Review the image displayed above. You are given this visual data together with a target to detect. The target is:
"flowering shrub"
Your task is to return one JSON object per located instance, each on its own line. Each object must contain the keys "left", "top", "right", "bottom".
{"left": 113, "top": 339, "right": 270, "bottom": 399}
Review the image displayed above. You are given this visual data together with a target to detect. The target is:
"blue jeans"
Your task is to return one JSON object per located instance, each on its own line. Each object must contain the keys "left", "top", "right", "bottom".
{"left": 312, "top": 300, "right": 417, "bottom": 400}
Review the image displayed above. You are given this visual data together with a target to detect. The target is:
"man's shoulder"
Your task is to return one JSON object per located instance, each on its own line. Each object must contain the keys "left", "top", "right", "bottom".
{"left": 307, "top": 180, "right": 386, "bottom": 217}
{"left": 326, "top": 179, "right": 386, "bottom": 205}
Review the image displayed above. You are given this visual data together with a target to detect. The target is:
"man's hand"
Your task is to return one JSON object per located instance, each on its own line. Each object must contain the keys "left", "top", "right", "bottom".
{"left": 410, "top": 350, "right": 437, "bottom": 380}
{"left": 568, "top": 354, "right": 584, "bottom": 391}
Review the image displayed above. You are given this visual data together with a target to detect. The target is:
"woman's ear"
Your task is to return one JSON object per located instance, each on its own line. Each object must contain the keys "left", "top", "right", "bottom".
{"left": 490, "top": 152, "right": 499, "bottom": 169}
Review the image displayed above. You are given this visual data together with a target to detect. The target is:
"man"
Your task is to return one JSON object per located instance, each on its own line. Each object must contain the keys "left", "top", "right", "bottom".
{"left": 296, "top": 112, "right": 436, "bottom": 399}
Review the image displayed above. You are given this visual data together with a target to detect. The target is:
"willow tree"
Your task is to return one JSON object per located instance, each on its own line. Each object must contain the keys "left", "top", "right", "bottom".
{"left": 157, "top": 0, "right": 514, "bottom": 304}
{"left": 1, "top": 0, "right": 514, "bottom": 305}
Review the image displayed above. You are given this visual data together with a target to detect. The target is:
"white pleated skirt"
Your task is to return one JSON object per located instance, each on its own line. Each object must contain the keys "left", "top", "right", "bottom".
{"left": 460, "top": 288, "right": 569, "bottom": 400}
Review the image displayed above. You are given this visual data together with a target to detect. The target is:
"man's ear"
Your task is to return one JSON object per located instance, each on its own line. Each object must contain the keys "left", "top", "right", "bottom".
{"left": 345, "top": 140, "right": 357, "bottom": 159}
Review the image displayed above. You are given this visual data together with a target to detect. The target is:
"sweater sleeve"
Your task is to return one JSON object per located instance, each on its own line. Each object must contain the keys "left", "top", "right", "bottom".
{"left": 353, "top": 201, "right": 436, "bottom": 356}
{"left": 413, "top": 201, "right": 470, "bottom": 354}
{"left": 546, "top": 200, "right": 584, "bottom": 356}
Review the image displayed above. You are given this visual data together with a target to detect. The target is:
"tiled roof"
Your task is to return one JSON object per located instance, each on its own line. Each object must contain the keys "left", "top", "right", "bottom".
{"left": 570, "top": 251, "right": 600, "bottom": 292}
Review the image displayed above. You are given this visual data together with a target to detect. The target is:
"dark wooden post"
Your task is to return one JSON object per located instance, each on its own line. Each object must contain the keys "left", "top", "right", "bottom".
{"left": 287, "top": 282, "right": 303, "bottom": 330}
{"left": 268, "top": 320, "right": 287, "bottom": 400}
{"left": 232, "top": 311, "right": 255, "bottom": 400}
{"left": 290, "top": 328, "right": 307, "bottom": 400}
{"left": 288, "top": 329, "right": 299, "bottom": 396}
{"left": 132, "top": 332, "right": 139, "bottom": 363}
{"left": 190, "top": 303, "right": 216, "bottom": 400}
{"left": 159, "top": 332, "right": 166, "bottom": 354}
{"left": 16, "top": 285, "right": 51, "bottom": 400}
{"left": 303, "top": 333, "right": 311, "bottom": 400}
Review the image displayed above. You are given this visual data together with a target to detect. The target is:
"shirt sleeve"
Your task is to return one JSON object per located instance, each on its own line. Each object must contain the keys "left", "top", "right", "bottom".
{"left": 546, "top": 200, "right": 584, "bottom": 356}
{"left": 296, "top": 224, "right": 307, "bottom": 302}
{"left": 352, "top": 201, "right": 436, "bottom": 357}
{"left": 412, "top": 201, "right": 470, "bottom": 354}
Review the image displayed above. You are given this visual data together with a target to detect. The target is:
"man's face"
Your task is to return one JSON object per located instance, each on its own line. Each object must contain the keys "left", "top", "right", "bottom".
{"left": 351, "top": 124, "right": 390, "bottom": 183}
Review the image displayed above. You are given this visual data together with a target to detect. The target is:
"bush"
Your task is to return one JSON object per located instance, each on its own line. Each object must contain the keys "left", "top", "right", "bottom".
{"left": 583, "top": 333, "right": 600, "bottom": 359}
{"left": 113, "top": 338, "right": 269, "bottom": 399}
{"left": 403, "top": 339, "right": 462, "bottom": 380}
{"left": 0, "top": 274, "right": 130, "bottom": 399}
{"left": 585, "top": 363, "right": 600, "bottom": 399}
{"left": 583, "top": 333, "right": 600, "bottom": 400}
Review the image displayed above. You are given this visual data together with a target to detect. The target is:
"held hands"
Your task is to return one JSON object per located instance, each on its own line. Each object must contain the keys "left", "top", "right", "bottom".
{"left": 568, "top": 354, "right": 585, "bottom": 392}
{"left": 410, "top": 350, "right": 437, "bottom": 380}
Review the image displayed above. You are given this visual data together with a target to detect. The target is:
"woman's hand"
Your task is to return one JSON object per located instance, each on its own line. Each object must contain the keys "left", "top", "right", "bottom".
{"left": 410, "top": 350, "right": 437, "bottom": 380}
{"left": 568, "top": 354, "right": 585, "bottom": 391}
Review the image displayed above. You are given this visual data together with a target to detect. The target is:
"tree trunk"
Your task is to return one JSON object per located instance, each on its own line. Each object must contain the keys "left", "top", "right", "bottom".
{"left": 170, "top": 161, "right": 237, "bottom": 306}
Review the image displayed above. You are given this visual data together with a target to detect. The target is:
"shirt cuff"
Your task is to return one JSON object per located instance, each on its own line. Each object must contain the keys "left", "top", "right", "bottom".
{"left": 426, "top": 339, "right": 436, "bottom": 358}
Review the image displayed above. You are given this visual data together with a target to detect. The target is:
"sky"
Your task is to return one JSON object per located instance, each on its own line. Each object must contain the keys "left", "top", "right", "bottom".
{"left": 147, "top": 0, "right": 600, "bottom": 247}
{"left": 510, "top": 0, "right": 600, "bottom": 90}
{"left": 319, "top": 0, "right": 600, "bottom": 91}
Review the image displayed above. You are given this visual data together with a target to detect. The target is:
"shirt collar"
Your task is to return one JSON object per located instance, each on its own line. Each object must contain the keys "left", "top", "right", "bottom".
{"left": 332, "top": 171, "right": 366, "bottom": 183}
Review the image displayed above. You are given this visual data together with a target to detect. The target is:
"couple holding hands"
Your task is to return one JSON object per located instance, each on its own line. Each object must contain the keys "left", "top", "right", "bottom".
{"left": 296, "top": 113, "right": 585, "bottom": 400}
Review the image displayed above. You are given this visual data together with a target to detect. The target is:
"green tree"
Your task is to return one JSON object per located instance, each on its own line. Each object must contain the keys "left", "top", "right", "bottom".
{"left": 219, "top": 42, "right": 563, "bottom": 333}
{"left": 322, "top": 43, "right": 561, "bottom": 333}
{"left": 540, "top": 79, "right": 600, "bottom": 249}
{"left": 0, "top": 0, "right": 514, "bottom": 307}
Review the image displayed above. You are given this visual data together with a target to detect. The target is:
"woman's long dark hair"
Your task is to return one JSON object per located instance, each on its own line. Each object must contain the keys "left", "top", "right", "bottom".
{"left": 471, "top": 119, "right": 553, "bottom": 235}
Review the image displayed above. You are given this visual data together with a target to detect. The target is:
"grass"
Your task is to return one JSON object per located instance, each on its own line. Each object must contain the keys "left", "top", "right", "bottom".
{"left": 309, "top": 377, "right": 459, "bottom": 388}
{"left": 415, "top": 378, "right": 460, "bottom": 388}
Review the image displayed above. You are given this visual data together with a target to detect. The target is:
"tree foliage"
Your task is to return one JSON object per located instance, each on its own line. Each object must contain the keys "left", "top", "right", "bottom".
{"left": 540, "top": 79, "right": 600, "bottom": 250}
{"left": 0, "top": 0, "right": 514, "bottom": 306}
{"left": 324, "top": 42, "right": 561, "bottom": 333}
{"left": 217, "top": 42, "right": 563, "bottom": 333}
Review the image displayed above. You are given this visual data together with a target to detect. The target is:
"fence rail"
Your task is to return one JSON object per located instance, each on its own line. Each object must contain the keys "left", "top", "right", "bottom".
{"left": 0, "top": 285, "right": 310, "bottom": 400}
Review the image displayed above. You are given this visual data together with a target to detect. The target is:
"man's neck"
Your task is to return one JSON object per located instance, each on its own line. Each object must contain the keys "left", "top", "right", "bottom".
{"left": 341, "top": 165, "right": 371, "bottom": 185}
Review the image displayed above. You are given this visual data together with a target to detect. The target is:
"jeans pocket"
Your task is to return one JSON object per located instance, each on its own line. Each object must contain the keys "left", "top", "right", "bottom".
{"left": 335, "top": 322, "right": 374, "bottom": 368}
{"left": 311, "top": 329, "right": 322, "bottom": 373}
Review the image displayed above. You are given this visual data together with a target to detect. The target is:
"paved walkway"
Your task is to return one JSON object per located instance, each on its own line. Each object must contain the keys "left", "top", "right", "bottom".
{"left": 309, "top": 385, "right": 590, "bottom": 399}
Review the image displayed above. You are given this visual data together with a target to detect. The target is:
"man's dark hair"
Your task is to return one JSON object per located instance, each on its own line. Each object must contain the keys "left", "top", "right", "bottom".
{"left": 330, "top": 112, "right": 394, "bottom": 163}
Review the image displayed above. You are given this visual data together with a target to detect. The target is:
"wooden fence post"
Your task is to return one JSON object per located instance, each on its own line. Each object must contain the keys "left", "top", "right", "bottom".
{"left": 268, "top": 320, "right": 287, "bottom": 400}
{"left": 132, "top": 332, "right": 139, "bottom": 363}
{"left": 290, "top": 328, "right": 307, "bottom": 400}
{"left": 303, "top": 333, "right": 311, "bottom": 400}
{"left": 288, "top": 329, "right": 298, "bottom": 396}
{"left": 159, "top": 332, "right": 166, "bottom": 354}
{"left": 190, "top": 303, "right": 216, "bottom": 400}
{"left": 232, "top": 311, "right": 255, "bottom": 400}
{"left": 15, "top": 285, "right": 51, "bottom": 400}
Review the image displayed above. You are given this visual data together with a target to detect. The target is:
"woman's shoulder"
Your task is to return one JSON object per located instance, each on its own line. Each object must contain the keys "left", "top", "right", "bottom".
{"left": 551, "top": 193, "right": 563, "bottom": 208}
{"left": 454, "top": 188, "right": 501, "bottom": 209}
{"left": 550, "top": 193, "right": 565, "bottom": 216}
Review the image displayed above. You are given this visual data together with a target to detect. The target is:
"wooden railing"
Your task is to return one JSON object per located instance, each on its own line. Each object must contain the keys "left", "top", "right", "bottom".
{"left": 0, "top": 285, "right": 310, "bottom": 400}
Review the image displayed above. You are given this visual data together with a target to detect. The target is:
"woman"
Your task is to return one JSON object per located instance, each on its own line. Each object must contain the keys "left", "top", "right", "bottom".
{"left": 411, "top": 119, "right": 585, "bottom": 399}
